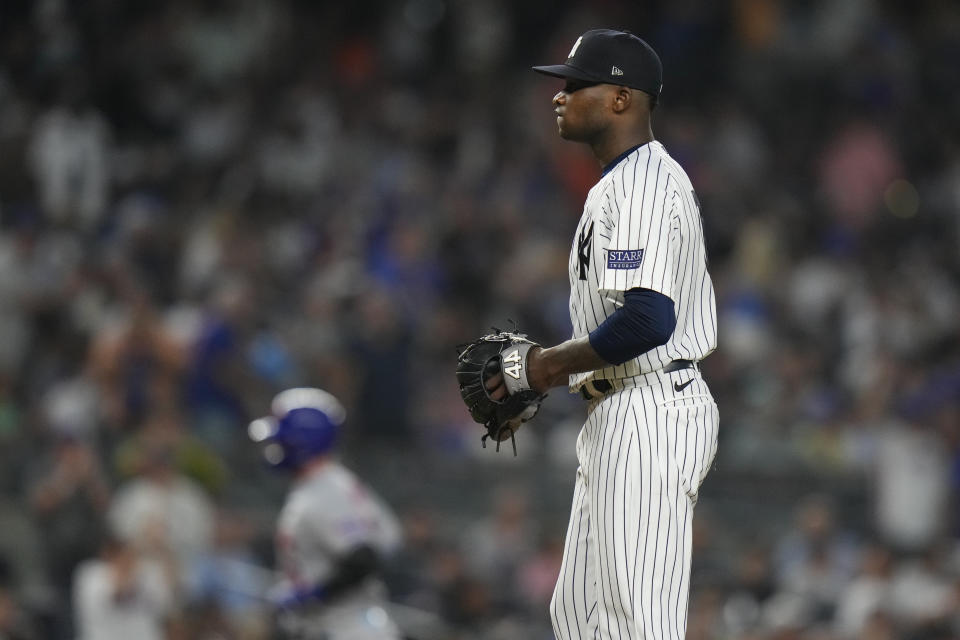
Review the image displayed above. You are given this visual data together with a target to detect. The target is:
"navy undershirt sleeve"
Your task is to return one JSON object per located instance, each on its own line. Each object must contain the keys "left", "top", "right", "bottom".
{"left": 588, "top": 288, "right": 677, "bottom": 365}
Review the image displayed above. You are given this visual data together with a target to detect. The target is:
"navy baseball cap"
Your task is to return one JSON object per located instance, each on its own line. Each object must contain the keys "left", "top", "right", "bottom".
{"left": 533, "top": 29, "right": 663, "bottom": 98}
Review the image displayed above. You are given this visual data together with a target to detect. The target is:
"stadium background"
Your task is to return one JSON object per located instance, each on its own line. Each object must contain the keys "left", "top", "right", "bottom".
{"left": 0, "top": 0, "right": 958, "bottom": 638}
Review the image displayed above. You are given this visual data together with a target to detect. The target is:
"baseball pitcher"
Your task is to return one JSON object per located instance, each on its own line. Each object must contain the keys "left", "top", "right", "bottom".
{"left": 456, "top": 28, "right": 719, "bottom": 640}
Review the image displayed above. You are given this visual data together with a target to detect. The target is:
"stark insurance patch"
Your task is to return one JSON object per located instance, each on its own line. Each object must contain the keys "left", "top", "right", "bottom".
{"left": 606, "top": 249, "right": 644, "bottom": 269}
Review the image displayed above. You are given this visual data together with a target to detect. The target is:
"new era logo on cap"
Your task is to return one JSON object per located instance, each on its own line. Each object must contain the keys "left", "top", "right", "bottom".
{"left": 533, "top": 29, "right": 663, "bottom": 98}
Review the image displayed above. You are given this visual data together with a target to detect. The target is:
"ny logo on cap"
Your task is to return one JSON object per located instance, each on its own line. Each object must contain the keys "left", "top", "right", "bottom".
{"left": 611, "top": 66, "right": 624, "bottom": 76}
{"left": 568, "top": 36, "right": 583, "bottom": 59}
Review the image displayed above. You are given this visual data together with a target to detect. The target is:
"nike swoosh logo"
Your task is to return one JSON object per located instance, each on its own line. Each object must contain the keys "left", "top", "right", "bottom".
{"left": 674, "top": 379, "right": 694, "bottom": 392}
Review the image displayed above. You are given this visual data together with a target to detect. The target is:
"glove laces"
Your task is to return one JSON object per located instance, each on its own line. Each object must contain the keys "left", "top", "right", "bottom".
{"left": 481, "top": 425, "right": 518, "bottom": 456}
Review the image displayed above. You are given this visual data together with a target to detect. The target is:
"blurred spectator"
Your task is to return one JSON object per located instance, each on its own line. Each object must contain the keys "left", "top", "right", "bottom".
{"left": 170, "top": 0, "right": 280, "bottom": 88}
{"left": 113, "top": 409, "right": 228, "bottom": 497}
{"left": 856, "top": 611, "right": 897, "bottom": 640}
{"left": 109, "top": 192, "right": 182, "bottom": 305}
{"left": 773, "top": 494, "right": 859, "bottom": 590}
{"left": 184, "top": 509, "right": 271, "bottom": 640}
{"left": 40, "top": 369, "right": 101, "bottom": 441}
{"left": 0, "top": 499, "right": 52, "bottom": 628}
{"left": 0, "top": 220, "right": 56, "bottom": 377}
{"left": 176, "top": 86, "right": 251, "bottom": 170}
{"left": 255, "top": 83, "right": 339, "bottom": 196}
{"left": 348, "top": 288, "right": 415, "bottom": 440}
{"left": 441, "top": 576, "right": 496, "bottom": 633}
{"left": 833, "top": 542, "right": 892, "bottom": 639}
{"left": 941, "top": 404, "right": 960, "bottom": 537}
{"left": 0, "top": 556, "right": 39, "bottom": 640}
{"left": 72, "top": 536, "right": 174, "bottom": 640}
{"left": 28, "top": 437, "right": 110, "bottom": 602}
{"left": 872, "top": 417, "right": 951, "bottom": 553}
{"left": 515, "top": 532, "right": 563, "bottom": 615}
{"left": 686, "top": 586, "right": 725, "bottom": 640}
{"left": 887, "top": 546, "right": 960, "bottom": 638}
{"left": 460, "top": 488, "right": 537, "bottom": 589}
{"left": 818, "top": 120, "right": 901, "bottom": 230}
{"left": 107, "top": 439, "right": 215, "bottom": 586}
{"left": 87, "top": 289, "right": 186, "bottom": 432}
{"left": 184, "top": 276, "right": 260, "bottom": 447}
{"left": 175, "top": 598, "right": 236, "bottom": 640}
{"left": 406, "top": 540, "right": 473, "bottom": 623}
{"left": 384, "top": 508, "right": 443, "bottom": 611}
{"left": 0, "top": 375, "right": 25, "bottom": 492}
{"left": 777, "top": 541, "right": 849, "bottom": 624}
{"left": 723, "top": 545, "right": 777, "bottom": 634}
{"left": 26, "top": 78, "right": 110, "bottom": 229}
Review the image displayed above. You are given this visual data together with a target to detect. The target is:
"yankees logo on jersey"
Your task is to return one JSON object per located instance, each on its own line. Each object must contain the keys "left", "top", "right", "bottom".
{"left": 578, "top": 221, "right": 594, "bottom": 281}
{"left": 567, "top": 141, "right": 717, "bottom": 390}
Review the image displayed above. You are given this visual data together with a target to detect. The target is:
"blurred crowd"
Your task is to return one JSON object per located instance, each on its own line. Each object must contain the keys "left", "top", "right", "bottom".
{"left": 0, "top": 0, "right": 958, "bottom": 638}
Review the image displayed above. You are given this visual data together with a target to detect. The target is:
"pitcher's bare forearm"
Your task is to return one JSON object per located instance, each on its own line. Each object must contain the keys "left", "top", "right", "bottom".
{"left": 485, "top": 337, "right": 609, "bottom": 400}
{"left": 528, "top": 337, "right": 611, "bottom": 392}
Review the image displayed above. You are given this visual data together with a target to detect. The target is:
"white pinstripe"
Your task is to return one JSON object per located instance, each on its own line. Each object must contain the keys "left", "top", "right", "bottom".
{"left": 552, "top": 140, "right": 718, "bottom": 639}
{"left": 568, "top": 142, "right": 716, "bottom": 391}
{"left": 550, "top": 373, "right": 719, "bottom": 639}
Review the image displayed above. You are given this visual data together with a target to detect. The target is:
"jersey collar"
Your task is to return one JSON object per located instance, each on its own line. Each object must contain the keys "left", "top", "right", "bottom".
{"left": 601, "top": 141, "right": 651, "bottom": 178}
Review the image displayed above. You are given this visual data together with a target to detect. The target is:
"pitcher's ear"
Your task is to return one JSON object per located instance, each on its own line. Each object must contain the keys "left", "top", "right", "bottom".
{"left": 611, "top": 86, "right": 633, "bottom": 113}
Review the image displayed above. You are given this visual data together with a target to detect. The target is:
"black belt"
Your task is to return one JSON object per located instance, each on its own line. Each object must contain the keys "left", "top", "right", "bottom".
{"left": 580, "top": 360, "right": 698, "bottom": 400}
{"left": 664, "top": 359, "right": 697, "bottom": 373}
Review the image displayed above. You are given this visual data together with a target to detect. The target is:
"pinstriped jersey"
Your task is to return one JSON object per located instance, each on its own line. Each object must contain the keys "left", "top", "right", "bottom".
{"left": 568, "top": 141, "right": 717, "bottom": 392}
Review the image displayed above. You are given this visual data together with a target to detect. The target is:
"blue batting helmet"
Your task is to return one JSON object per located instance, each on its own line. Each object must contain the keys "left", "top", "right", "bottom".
{"left": 248, "top": 388, "right": 346, "bottom": 470}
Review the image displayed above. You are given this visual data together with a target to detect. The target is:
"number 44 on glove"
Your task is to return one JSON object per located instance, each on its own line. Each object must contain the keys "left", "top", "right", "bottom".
{"left": 455, "top": 331, "right": 547, "bottom": 455}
